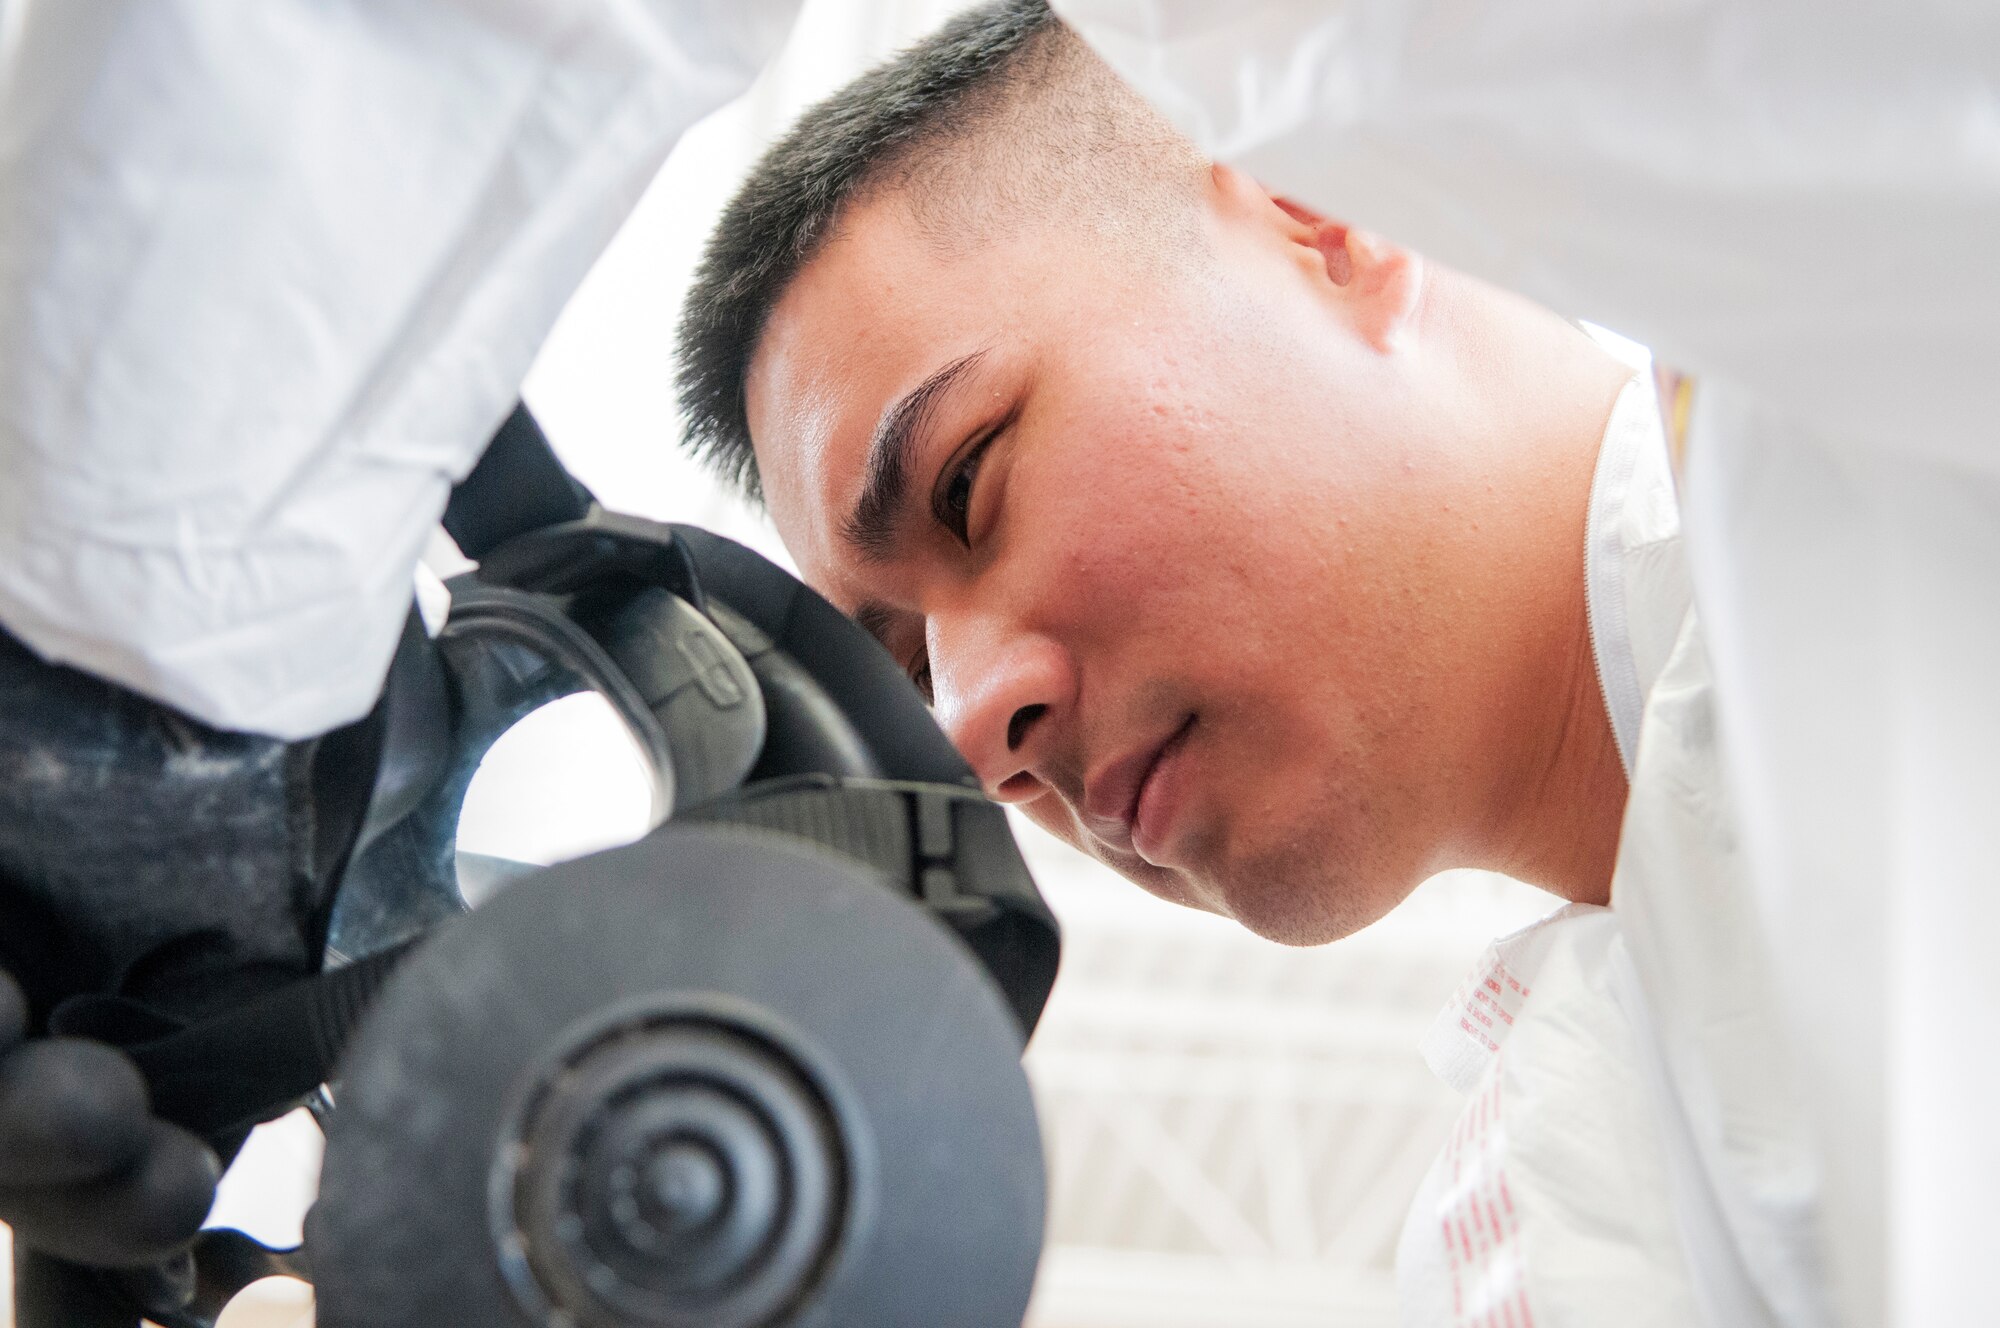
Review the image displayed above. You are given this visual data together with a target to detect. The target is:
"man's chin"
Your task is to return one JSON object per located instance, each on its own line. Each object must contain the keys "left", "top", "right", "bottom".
{"left": 1211, "top": 862, "right": 1409, "bottom": 948}
{"left": 1101, "top": 830, "right": 1412, "bottom": 945}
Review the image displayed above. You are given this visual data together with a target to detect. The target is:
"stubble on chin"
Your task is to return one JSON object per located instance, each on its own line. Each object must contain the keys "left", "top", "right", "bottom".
{"left": 1210, "top": 814, "right": 1417, "bottom": 948}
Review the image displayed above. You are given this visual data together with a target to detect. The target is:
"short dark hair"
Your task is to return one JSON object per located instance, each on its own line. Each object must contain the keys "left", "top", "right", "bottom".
{"left": 674, "top": 0, "right": 1195, "bottom": 501}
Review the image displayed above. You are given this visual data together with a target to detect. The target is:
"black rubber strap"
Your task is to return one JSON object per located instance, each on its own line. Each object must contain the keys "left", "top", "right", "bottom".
{"left": 443, "top": 403, "right": 595, "bottom": 560}
{"left": 48, "top": 943, "right": 413, "bottom": 1142}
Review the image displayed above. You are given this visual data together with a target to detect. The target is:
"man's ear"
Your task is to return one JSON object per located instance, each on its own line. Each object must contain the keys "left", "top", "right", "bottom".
{"left": 1273, "top": 192, "right": 1424, "bottom": 353}
{"left": 1214, "top": 163, "right": 1423, "bottom": 353}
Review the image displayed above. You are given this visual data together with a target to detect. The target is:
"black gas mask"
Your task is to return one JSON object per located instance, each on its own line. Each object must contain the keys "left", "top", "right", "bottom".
{"left": 23, "top": 406, "right": 1059, "bottom": 1328}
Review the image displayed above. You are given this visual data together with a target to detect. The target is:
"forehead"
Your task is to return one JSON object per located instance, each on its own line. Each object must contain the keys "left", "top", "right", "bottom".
{"left": 743, "top": 195, "right": 1022, "bottom": 599}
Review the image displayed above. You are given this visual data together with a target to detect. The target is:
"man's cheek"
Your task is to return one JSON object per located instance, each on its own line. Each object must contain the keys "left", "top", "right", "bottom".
{"left": 1037, "top": 475, "right": 1200, "bottom": 603}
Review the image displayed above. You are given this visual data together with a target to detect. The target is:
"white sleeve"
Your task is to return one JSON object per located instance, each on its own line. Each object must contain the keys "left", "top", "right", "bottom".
{"left": 0, "top": 0, "right": 801, "bottom": 738}
{"left": 1050, "top": 0, "right": 2000, "bottom": 471}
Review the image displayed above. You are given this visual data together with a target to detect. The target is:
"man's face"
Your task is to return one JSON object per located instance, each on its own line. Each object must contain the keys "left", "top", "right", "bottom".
{"left": 745, "top": 168, "right": 1530, "bottom": 944}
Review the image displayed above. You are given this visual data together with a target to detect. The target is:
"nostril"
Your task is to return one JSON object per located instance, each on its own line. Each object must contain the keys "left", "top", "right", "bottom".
{"left": 995, "top": 771, "right": 1039, "bottom": 801}
{"left": 1006, "top": 703, "right": 1046, "bottom": 752}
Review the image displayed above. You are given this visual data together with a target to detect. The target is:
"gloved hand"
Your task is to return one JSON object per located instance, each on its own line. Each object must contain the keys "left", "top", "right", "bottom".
{"left": 0, "top": 967, "right": 220, "bottom": 1267}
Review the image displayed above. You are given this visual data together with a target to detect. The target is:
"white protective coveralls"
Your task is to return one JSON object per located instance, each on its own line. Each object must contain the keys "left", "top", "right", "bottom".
{"left": 1395, "top": 380, "right": 1776, "bottom": 1328}
{"left": 1046, "top": 3, "right": 2000, "bottom": 1326}
{"left": 0, "top": 0, "right": 803, "bottom": 739}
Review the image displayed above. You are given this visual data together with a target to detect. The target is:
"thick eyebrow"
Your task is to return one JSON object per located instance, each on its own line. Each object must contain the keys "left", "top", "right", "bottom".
{"left": 841, "top": 350, "right": 988, "bottom": 560}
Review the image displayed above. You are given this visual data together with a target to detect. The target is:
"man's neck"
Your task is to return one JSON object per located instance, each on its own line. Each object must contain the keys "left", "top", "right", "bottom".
{"left": 1422, "top": 277, "right": 1635, "bottom": 905}
{"left": 1490, "top": 609, "right": 1629, "bottom": 905}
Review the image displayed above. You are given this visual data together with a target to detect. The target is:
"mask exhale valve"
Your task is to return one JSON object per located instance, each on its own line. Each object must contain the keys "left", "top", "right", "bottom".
{"left": 310, "top": 827, "right": 1046, "bottom": 1328}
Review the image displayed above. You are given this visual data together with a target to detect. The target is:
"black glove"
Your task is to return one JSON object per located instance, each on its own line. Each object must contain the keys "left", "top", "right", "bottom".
{"left": 0, "top": 967, "right": 219, "bottom": 1267}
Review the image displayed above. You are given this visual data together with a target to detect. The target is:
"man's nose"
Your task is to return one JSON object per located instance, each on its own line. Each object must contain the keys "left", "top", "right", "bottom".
{"left": 928, "top": 613, "right": 1071, "bottom": 804}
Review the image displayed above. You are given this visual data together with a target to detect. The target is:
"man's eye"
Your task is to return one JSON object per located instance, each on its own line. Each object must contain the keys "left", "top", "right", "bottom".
{"left": 909, "top": 651, "right": 934, "bottom": 704}
{"left": 933, "top": 431, "right": 997, "bottom": 548}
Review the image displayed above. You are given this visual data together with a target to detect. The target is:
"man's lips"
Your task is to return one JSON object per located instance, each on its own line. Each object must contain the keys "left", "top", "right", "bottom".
{"left": 1081, "top": 714, "right": 1196, "bottom": 860}
{"left": 1131, "top": 716, "right": 1197, "bottom": 865}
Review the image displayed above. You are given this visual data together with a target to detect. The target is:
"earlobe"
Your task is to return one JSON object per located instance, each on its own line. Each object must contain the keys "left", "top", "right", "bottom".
{"left": 1342, "top": 227, "right": 1424, "bottom": 354}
